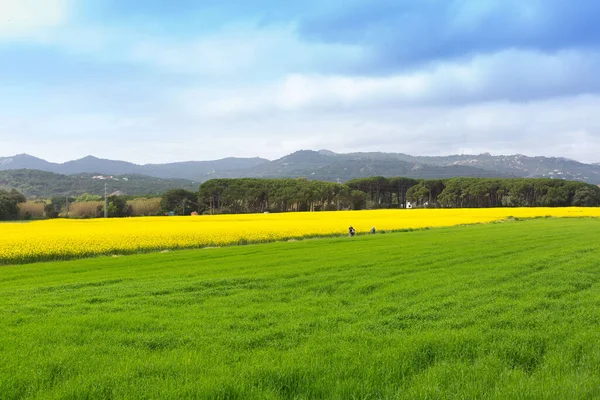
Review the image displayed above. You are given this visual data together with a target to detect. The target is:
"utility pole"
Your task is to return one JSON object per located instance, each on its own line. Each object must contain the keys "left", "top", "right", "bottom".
{"left": 104, "top": 182, "right": 108, "bottom": 218}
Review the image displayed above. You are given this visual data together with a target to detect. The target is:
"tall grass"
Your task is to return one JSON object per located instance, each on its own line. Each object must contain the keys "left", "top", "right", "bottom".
{"left": 128, "top": 197, "right": 161, "bottom": 216}
{"left": 68, "top": 201, "right": 103, "bottom": 218}
{"left": 17, "top": 201, "right": 45, "bottom": 218}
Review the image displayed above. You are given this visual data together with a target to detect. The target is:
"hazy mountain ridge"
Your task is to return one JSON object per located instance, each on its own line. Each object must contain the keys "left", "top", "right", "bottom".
{"left": 0, "top": 169, "right": 198, "bottom": 198}
{"left": 244, "top": 156, "right": 510, "bottom": 181}
{"left": 0, "top": 154, "right": 269, "bottom": 180}
{"left": 1, "top": 150, "right": 600, "bottom": 185}
{"left": 310, "top": 151, "right": 600, "bottom": 183}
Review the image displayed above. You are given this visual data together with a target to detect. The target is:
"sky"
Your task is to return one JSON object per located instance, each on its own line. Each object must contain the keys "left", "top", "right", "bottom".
{"left": 1, "top": 0, "right": 600, "bottom": 164}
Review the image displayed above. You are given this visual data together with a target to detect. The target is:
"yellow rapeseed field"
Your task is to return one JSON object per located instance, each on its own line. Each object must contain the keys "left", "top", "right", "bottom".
{"left": 1, "top": 208, "right": 599, "bottom": 264}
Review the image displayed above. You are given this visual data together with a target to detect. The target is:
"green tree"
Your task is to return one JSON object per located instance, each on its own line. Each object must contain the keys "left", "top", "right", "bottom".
{"left": 0, "top": 189, "right": 26, "bottom": 220}
{"left": 407, "top": 182, "right": 431, "bottom": 207}
{"left": 573, "top": 187, "right": 600, "bottom": 206}
{"left": 161, "top": 189, "right": 199, "bottom": 216}
{"left": 44, "top": 204, "right": 59, "bottom": 219}
{"left": 98, "top": 196, "right": 132, "bottom": 218}
{"left": 76, "top": 193, "right": 102, "bottom": 202}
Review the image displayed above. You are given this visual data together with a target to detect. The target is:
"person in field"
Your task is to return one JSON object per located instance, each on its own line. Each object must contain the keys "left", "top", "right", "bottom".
{"left": 348, "top": 226, "right": 356, "bottom": 237}
{"left": 370, "top": 226, "right": 376, "bottom": 234}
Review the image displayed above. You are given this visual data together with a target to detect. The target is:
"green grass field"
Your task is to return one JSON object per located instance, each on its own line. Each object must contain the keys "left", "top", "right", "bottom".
{"left": 2, "top": 218, "right": 600, "bottom": 399}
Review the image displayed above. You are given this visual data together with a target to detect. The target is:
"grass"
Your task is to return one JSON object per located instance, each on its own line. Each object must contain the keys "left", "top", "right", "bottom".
{"left": 1, "top": 218, "right": 600, "bottom": 399}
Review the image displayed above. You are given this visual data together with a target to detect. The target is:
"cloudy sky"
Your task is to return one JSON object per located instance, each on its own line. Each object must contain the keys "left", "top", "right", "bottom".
{"left": 1, "top": 0, "right": 600, "bottom": 164}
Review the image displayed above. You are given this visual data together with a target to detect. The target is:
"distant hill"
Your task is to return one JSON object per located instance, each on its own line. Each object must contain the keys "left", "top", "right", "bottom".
{"left": 2, "top": 150, "right": 600, "bottom": 184}
{"left": 0, "top": 169, "right": 198, "bottom": 198}
{"left": 380, "top": 152, "right": 600, "bottom": 183}
{"left": 0, "top": 154, "right": 55, "bottom": 171}
{"left": 237, "top": 150, "right": 510, "bottom": 181}
{"left": 142, "top": 158, "right": 271, "bottom": 181}
{"left": 0, "top": 154, "right": 269, "bottom": 181}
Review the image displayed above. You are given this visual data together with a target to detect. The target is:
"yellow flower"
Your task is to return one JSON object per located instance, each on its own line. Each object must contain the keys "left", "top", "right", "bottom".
{"left": 1, "top": 208, "right": 598, "bottom": 264}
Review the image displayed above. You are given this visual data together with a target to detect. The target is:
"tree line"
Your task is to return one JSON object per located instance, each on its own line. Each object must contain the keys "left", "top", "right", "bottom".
{"left": 407, "top": 178, "right": 600, "bottom": 208}
{"left": 198, "top": 178, "right": 365, "bottom": 214}
{"left": 199, "top": 177, "right": 600, "bottom": 213}
{"left": 345, "top": 177, "right": 420, "bottom": 208}
{"left": 2, "top": 176, "right": 600, "bottom": 220}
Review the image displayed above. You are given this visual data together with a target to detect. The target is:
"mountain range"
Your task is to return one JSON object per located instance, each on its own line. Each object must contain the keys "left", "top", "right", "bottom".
{"left": 0, "top": 169, "right": 198, "bottom": 199}
{"left": 1, "top": 150, "right": 600, "bottom": 198}
{"left": 0, "top": 154, "right": 268, "bottom": 181}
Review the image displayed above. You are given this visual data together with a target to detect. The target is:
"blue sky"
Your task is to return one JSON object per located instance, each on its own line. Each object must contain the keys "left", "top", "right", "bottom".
{"left": 1, "top": 0, "right": 600, "bottom": 163}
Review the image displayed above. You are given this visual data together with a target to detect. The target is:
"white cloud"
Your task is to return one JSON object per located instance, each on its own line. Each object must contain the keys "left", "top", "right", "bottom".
{"left": 129, "top": 23, "right": 364, "bottom": 77}
{"left": 0, "top": 0, "right": 69, "bottom": 39}
{"left": 176, "top": 48, "right": 600, "bottom": 120}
